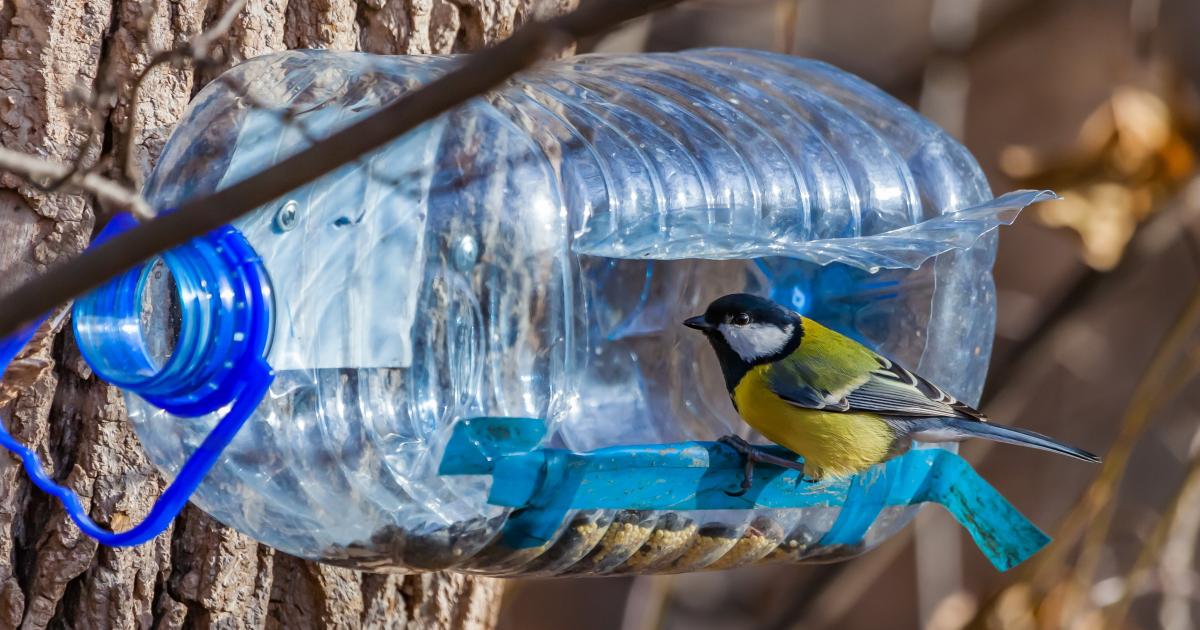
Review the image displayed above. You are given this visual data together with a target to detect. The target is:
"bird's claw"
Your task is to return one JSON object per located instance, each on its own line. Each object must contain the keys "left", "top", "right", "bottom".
{"left": 718, "top": 434, "right": 806, "bottom": 495}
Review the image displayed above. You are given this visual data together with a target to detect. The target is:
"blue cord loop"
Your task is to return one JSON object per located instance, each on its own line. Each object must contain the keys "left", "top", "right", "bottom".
{"left": 0, "top": 212, "right": 274, "bottom": 546}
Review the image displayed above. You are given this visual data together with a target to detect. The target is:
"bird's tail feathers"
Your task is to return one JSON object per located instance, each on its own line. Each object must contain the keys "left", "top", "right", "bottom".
{"left": 907, "top": 418, "right": 1101, "bottom": 463}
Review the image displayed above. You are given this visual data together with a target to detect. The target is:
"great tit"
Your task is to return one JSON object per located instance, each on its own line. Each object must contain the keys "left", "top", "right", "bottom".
{"left": 684, "top": 293, "right": 1100, "bottom": 490}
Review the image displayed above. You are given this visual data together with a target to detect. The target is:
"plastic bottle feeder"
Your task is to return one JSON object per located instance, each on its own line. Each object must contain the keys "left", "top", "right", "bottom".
{"left": 0, "top": 49, "right": 1057, "bottom": 575}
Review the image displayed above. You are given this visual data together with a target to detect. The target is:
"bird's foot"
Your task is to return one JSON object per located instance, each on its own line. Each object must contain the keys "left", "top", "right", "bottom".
{"left": 718, "top": 435, "right": 756, "bottom": 496}
{"left": 717, "top": 435, "right": 806, "bottom": 496}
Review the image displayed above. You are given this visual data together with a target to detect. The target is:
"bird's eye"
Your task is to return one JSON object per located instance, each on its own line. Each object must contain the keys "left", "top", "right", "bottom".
{"left": 732, "top": 313, "right": 751, "bottom": 326}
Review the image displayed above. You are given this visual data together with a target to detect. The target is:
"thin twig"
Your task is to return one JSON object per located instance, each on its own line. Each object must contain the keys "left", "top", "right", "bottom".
{"left": 1103, "top": 442, "right": 1200, "bottom": 629}
{"left": 117, "top": 0, "right": 249, "bottom": 188}
{"left": 1156, "top": 430, "right": 1200, "bottom": 630}
{"left": 1048, "top": 286, "right": 1200, "bottom": 589}
{"left": 0, "top": 146, "right": 153, "bottom": 219}
{"left": 779, "top": 0, "right": 801, "bottom": 54}
{"left": 31, "top": 0, "right": 162, "bottom": 193}
{"left": 0, "top": 0, "right": 684, "bottom": 339}
{"left": 620, "top": 575, "right": 675, "bottom": 630}
{"left": 192, "top": 0, "right": 249, "bottom": 57}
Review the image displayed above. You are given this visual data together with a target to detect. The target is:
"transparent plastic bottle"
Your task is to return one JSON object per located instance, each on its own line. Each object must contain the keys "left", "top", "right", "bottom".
{"left": 62, "top": 49, "right": 1047, "bottom": 574}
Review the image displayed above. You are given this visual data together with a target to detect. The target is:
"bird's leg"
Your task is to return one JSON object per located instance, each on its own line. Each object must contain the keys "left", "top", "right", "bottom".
{"left": 717, "top": 436, "right": 756, "bottom": 496}
{"left": 718, "top": 436, "right": 807, "bottom": 474}
{"left": 717, "top": 435, "right": 806, "bottom": 497}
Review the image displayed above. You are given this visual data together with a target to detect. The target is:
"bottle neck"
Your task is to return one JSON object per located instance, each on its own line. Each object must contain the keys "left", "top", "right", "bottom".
{"left": 72, "top": 223, "right": 273, "bottom": 416}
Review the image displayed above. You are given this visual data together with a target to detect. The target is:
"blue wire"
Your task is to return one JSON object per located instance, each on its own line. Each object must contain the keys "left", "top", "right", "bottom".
{"left": 0, "top": 357, "right": 271, "bottom": 545}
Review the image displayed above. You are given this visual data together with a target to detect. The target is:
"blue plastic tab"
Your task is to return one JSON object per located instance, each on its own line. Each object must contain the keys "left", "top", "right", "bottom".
{"left": 438, "top": 416, "right": 548, "bottom": 475}
{"left": 439, "top": 417, "right": 1050, "bottom": 571}
{"left": 920, "top": 451, "right": 1051, "bottom": 571}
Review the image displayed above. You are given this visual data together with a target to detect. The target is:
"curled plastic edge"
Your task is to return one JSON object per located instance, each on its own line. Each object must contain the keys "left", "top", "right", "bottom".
{"left": 577, "top": 189, "right": 1058, "bottom": 271}
{"left": 439, "top": 417, "right": 1050, "bottom": 572}
{"left": 0, "top": 213, "right": 275, "bottom": 546}
{"left": 783, "top": 189, "right": 1059, "bottom": 271}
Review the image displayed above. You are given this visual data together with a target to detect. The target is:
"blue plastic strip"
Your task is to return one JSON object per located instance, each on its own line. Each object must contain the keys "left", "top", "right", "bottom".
{"left": 920, "top": 451, "right": 1051, "bottom": 571}
{"left": 0, "top": 212, "right": 275, "bottom": 546}
{"left": 0, "top": 360, "right": 271, "bottom": 545}
{"left": 820, "top": 466, "right": 887, "bottom": 545}
{"left": 439, "top": 417, "right": 1050, "bottom": 571}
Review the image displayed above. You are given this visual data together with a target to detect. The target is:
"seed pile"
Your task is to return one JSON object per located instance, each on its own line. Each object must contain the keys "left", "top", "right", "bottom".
{"left": 323, "top": 508, "right": 860, "bottom": 575}
{"left": 562, "top": 510, "right": 657, "bottom": 575}
{"left": 708, "top": 517, "right": 785, "bottom": 570}
{"left": 619, "top": 513, "right": 698, "bottom": 572}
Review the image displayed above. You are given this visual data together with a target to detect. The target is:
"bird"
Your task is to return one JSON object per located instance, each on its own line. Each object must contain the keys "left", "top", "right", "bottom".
{"left": 683, "top": 293, "right": 1100, "bottom": 493}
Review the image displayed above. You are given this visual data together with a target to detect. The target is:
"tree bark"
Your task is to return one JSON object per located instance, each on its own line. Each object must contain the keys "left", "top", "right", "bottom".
{"left": 0, "top": 0, "right": 575, "bottom": 627}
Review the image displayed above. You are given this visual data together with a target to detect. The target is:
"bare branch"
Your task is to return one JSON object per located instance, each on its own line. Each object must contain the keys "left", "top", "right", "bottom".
{"left": 0, "top": 146, "right": 153, "bottom": 219}
{"left": 118, "top": 0, "right": 250, "bottom": 188}
{"left": 30, "top": 101, "right": 107, "bottom": 193}
{"left": 32, "top": 43, "right": 125, "bottom": 192}
{"left": 0, "top": 0, "right": 685, "bottom": 339}
{"left": 20, "top": 0, "right": 164, "bottom": 195}
{"left": 191, "top": 0, "right": 249, "bottom": 58}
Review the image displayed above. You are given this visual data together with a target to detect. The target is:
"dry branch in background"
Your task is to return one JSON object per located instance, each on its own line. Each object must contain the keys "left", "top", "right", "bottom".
{"left": 961, "top": 188, "right": 1200, "bottom": 627}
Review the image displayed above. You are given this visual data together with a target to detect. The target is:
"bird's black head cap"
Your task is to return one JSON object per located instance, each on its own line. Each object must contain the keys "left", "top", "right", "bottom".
{"left": 684, "top": 293, "right": 803, "bottom": 391}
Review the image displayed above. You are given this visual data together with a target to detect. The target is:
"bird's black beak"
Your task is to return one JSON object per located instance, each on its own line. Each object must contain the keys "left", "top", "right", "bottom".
{"left": 684, "top": 316, "right": 714, "bottom": 331}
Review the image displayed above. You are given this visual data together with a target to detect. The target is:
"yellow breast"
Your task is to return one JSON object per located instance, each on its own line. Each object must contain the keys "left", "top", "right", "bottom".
{"left": 732, "top": 365, "right": 896, "bottom": 478}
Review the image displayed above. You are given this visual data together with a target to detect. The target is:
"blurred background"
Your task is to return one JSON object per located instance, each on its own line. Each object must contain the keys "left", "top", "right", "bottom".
{"left": 499, "top": 0, "right": 1200, "bottom": 628}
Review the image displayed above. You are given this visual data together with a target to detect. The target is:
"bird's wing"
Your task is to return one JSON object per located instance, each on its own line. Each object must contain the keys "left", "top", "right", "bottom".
{"left": 843, "top": 356, "right": 985, "bottom": 420}
{"left": 763, "top": 363, "right": 853, "bottom": 411}
{"left": 765, "top": 333, "right": 983, "bottom": 420}
{"left": 761, "top": 332, "right": 872, "bottom": 412}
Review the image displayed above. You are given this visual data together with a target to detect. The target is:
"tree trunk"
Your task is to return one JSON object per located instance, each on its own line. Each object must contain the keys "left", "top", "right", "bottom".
{"left": 0, "top": 0, "right": 575, "bottom": 627}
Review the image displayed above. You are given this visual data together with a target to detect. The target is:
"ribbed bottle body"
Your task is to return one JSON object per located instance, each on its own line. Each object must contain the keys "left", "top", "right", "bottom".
{"left": 124, "top": 49, "right": 1004, "bottom": 574}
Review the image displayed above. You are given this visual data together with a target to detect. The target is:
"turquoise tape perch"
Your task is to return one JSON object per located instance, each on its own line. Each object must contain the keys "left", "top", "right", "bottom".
{"left": 438, "top": 417, "right": 1050, "bottom": 571}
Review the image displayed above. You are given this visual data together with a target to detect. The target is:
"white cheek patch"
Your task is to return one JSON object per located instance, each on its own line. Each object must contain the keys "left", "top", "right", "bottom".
{"left": 719, "top": 322, "right": 794, "bottom": 363}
